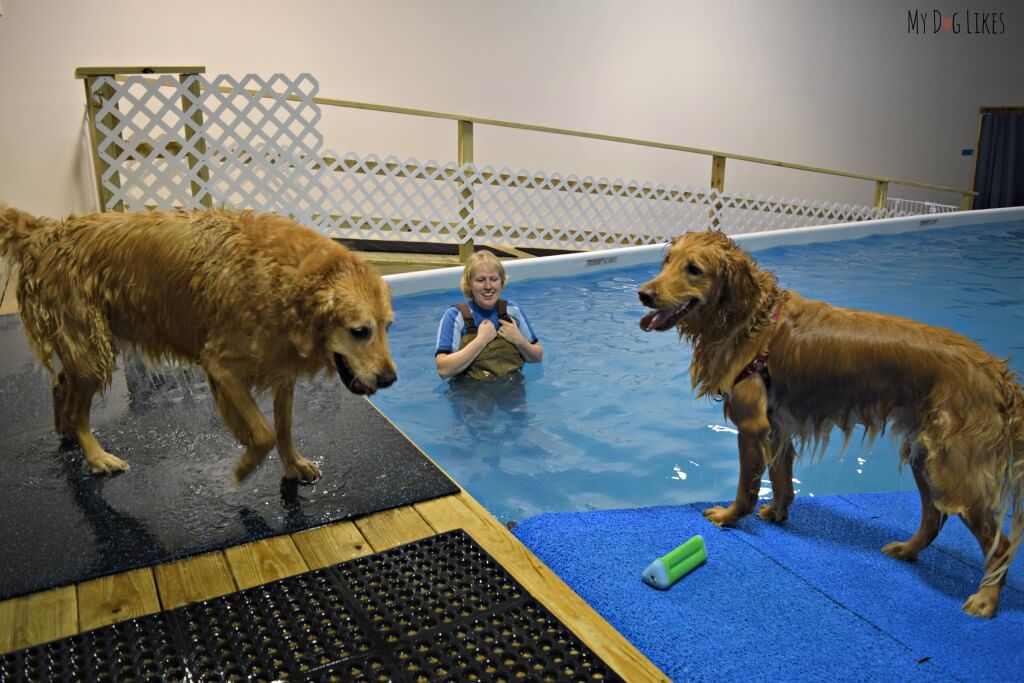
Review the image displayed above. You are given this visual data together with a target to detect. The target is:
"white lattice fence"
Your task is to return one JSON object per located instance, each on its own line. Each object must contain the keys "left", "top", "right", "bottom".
{"left": 89, "top": 73, "right": 901, "bottom": 250}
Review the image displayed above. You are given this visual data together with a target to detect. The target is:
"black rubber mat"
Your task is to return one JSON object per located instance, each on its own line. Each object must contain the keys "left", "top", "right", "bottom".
{"left": 0, "top": 315, "right": 458, "bottom": 600}
{"left": 0, "top": 529, "right": 624, "bottom": 682}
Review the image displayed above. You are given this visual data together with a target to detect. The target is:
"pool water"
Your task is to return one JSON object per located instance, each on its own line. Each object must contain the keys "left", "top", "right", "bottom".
{"left": 371, "top": 222, "right": 1024, "bottom": 523}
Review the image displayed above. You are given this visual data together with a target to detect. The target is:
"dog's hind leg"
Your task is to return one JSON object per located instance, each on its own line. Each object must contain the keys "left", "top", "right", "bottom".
{"left": 958, "top": 503, "right": 1011, "bottom": 618}
{"left": 759, "top": 432, "right": 795, "bottom": 523}
{"left": 272, "top": 379, "right": 320, "bottom": 482}
{"left": 203, "top": 361, "right": 276, "bottom": 483}
{"left": 49, "top": 312, "right": 127, "bottom": 473}
{"left": 882, "top": 441, "right": 947, "bottom": 561}
{"left": 64, "top": 373, "right": 130, "bottom": 473}
{"left": 52, "top": 371, "right": 76, "bottom": 440}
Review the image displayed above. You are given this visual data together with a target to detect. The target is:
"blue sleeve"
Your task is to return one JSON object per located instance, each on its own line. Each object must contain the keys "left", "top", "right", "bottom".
{"left": 506, "top": 301, "right": 539, "bottom": 343}
{"left": 435, "top": 307, "right": 461, "bottom": 355}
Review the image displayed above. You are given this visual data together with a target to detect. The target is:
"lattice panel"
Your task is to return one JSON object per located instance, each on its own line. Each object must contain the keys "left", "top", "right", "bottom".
{"left": 90, "top": 73, "right": 904, "bottom": 251}
{"left": 886, "top": 197, "right": 957, "bottom": 216}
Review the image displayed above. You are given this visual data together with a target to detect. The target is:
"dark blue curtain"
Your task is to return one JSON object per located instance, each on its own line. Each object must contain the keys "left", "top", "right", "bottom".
{"left": 974, "top": 111, "right": 1024, "bottom": 209}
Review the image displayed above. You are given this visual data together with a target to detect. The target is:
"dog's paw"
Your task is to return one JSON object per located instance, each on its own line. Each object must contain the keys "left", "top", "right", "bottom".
{"left": 962, "top": 588, "right": 999, "bottom": 618}
{"left": 87, "top": 451, "right": 130, "bottom": 474}
{"left": 234, "top": 459, "right": 257, "bottom": 484}
{"left": 287, "top": 458, "right": 321, "bottom": 483}
{"left": 757, "top": 502, "right": 788, "bottom": 523}
{"left": 703, "top": 505, "right": 739, "bottom": 527}
{"left": 881, "top": 540, "right": 919, "bottom": 562}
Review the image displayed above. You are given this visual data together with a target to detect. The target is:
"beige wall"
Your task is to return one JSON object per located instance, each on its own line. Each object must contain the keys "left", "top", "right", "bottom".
{"left": 0, "top": 0, "right": 1021, "bottom": 218}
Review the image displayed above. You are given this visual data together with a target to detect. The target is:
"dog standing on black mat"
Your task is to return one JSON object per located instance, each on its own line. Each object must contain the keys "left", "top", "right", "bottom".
{"left": 0, "top": 206, "right": 397, "bottom": 483}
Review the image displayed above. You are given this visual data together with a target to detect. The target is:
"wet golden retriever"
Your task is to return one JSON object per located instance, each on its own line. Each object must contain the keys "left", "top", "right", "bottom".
{"left": 0, "top": 207, "right": 396, "bottom": 483}
{"left": 638, "top": 229, "right": 1024, "bottom": 618}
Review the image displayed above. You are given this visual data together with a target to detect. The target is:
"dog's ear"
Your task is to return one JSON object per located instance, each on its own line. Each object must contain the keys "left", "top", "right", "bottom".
{"left": 296, "top": 247, "right": 344, "bottom": 290}
{"left": 288, "top": 248, "right": 345, "bottom": 358}
{"left": 718, "top": 249, "right": 761, "bottom": 317}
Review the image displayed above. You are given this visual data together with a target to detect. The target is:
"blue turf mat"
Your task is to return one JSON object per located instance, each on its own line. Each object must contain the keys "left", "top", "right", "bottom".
{"left": 511, "top": 493, "right": 1023, "bottom": 682}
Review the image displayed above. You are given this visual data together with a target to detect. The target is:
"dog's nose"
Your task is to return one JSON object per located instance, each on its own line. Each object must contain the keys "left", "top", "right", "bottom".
{"left": 638, "top": 287, "right": 655, "bottom": 307}
{"left": 377, "top": 369, "right": 397, "bottom": 389}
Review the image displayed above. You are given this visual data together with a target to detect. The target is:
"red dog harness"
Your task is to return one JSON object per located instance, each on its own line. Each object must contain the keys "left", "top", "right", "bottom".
{"left": 732, "top": 303, "right": 785, "bottom": 390}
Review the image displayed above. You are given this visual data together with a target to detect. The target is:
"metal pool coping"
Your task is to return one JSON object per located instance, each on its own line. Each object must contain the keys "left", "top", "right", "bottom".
{"left": 385, "top": 206, "right": 1024, "bottom": 297}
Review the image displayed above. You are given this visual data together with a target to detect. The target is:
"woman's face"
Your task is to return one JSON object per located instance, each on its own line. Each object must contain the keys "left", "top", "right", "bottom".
{"left": 469, "top": 265, "right": 503, "bottom": 310}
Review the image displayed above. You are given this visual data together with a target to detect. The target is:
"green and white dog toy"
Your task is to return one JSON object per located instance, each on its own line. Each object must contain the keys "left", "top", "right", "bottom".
{"left": 641, "top": 535, "right": 707, "bottom": 589}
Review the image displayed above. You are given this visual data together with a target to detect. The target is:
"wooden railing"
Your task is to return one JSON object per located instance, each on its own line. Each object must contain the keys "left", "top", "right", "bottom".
{"left": 76, "top": 66, "right": 977, "bottom": 257}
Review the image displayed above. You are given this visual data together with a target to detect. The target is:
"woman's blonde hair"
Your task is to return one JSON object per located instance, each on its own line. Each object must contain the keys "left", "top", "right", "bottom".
{"left": 460, "top": 251, "right": 507, "bottom": 298}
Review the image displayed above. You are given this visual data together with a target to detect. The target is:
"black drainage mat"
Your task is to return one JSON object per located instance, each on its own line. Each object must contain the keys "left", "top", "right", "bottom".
{"left": 0, "top": 529, "right": 625, "bottom": 682}
{"left": 0, "top": 316, "right": 458, "bottom": 601}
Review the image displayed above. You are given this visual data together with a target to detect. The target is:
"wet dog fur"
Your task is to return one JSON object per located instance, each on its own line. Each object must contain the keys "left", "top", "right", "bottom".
{"left": 638, "top": 229, "right": 1024, "bottom": 618}
{"left": 0, "top": 207, "right": 397, "bottom": 482}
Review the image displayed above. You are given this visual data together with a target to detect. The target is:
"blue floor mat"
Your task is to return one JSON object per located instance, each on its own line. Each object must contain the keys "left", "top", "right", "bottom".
{"left": 512, "top": 493, "right": 1023, "bottom": 682}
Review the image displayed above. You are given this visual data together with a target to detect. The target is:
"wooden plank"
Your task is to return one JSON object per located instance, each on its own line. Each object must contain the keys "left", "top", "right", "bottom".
{"left": 354, "top": 506, "right": 435, "bottom": 552}
{"left": 873, "top": 180, "right": 889, "bottom": 210}
{"left": 0, "top": 260, "right": 18, "bottom": 315}
{"left": 223, "top": 535, "right": 308, "bottom": 590}
{"left": 0, "top": 586, "right": 77, "bottom": 654}
{"left": 291, "top": 521, "right": 374, "bottom": 569}
{"left": 77, "top": 568, "right": 161, "bottom": 633}
{"left": 711, "top": 154, "right": 727, "bottom": 192}
{"left": 414, "top": 494, "right": 481, "bottom": 534}
{"left": 416, "top": 492, "right": 669, "bottom": 682}
{"left": 76, "top": 66, "right": 205, "bottom": 78}
{"left": 493, "top": 243, "right": 536, "bottom": 259}
{"left": 153, "top": 551, "right": 237, "bottom": 610}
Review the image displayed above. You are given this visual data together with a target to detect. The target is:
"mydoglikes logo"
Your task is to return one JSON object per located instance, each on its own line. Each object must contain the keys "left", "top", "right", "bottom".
{"left": 907, "top": 9, "right": 1006, "bottom": 34}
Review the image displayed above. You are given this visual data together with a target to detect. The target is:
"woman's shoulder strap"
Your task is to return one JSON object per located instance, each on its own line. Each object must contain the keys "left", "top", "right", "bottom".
{"left": 454, "top": 303, "right": 476, "bottom": 333}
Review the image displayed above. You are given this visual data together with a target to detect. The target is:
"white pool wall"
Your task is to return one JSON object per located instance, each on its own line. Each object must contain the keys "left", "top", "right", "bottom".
{"left": 384, "top": 206, "right": 1024, "bottom": 297}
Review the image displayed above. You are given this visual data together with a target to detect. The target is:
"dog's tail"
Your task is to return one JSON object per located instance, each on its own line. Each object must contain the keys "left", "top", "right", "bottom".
{"left": 0, "top": 205, "right": 48, "bottom": 265}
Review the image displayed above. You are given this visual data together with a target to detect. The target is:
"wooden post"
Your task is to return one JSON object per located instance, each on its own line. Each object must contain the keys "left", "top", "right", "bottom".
{"left": 79, "top": 74, "right": 123, "bottom": 212}
{"left": 709, "top": 155, "right": 726, "bottom": 228}
{"left": 180, "top": 73, "right": 212, "bottom": 208}
{"left": 458, "top": 120, "right": 475, "bottom": 263}
{"left": 960, "top": 193, "right": 974, "bottom": 211}
{"left": 710, "top": 155, "right": 726, "bottom": 192}
{"left": 873, "top": 180, "right": 889, "bottom": 214}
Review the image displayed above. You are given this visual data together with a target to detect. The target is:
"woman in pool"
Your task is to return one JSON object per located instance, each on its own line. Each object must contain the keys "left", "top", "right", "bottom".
{"left": 434, "top": 251, "right": 543, "bottom": 380}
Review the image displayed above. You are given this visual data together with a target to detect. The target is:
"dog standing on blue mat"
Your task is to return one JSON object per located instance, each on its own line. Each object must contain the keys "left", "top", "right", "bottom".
{"left": 0, "top": 206, "right": 397, "bottom": 483}
{"left": 638, "top": 229, "right": 1024, "bottom": 618}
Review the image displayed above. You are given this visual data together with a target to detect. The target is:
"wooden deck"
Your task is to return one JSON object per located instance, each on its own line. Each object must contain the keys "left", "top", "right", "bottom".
{"left": 0, "top": 479, "right": 667, "bottom": 681}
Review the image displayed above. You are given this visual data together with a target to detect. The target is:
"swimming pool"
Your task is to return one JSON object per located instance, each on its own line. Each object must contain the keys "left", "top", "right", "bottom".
{"left": 371, "top": 211, "right": 1024, "bottom": 523}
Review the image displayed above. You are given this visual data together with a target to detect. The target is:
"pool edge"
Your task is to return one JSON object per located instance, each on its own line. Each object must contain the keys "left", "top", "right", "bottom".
{"left": 384, "top": 206, "right": 1024, "bottom": 297}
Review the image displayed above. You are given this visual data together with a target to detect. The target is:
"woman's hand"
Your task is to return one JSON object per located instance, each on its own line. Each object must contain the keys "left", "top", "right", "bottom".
{"left": 497, "top": 318, "right": 525, "bottom": 345}
{"left": 435, "top": 319, "right": 497, "bottom": 378}
{"left": 499, "top": 318, "right": 544, "bottom": 363}
{"left": 477, "top": 319, "right": 499, "bottom": 344}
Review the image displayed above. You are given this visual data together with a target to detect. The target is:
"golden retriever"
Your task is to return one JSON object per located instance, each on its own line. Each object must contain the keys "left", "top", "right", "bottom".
{"left": 0, "top": 207, "right": 396, "bottom": 483}
{"left": 638, "top": 229, "right": 1024, "bottom": 618}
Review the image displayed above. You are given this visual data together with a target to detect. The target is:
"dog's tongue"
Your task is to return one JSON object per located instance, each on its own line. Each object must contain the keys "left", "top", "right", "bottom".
{"left": 640, "top": 309, "right": 675, "bottom": 332}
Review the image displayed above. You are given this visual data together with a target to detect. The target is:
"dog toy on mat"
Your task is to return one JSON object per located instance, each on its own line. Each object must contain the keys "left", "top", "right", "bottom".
{"left": 641, "top": 534, "right": 707, "bottom": 589}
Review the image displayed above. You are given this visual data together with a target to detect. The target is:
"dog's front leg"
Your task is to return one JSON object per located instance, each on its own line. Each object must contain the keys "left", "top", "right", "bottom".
{"left": 705, "top": 378, "right": 770, "bottom": 527}
{"left": 273, "top": 380, "right": 321, "bottom": 482}
{"left": 203, "top": 358, "right": 276, "bottom": 483}
{"left": 758, "top": 432, "right": 795, "bottom": 523}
